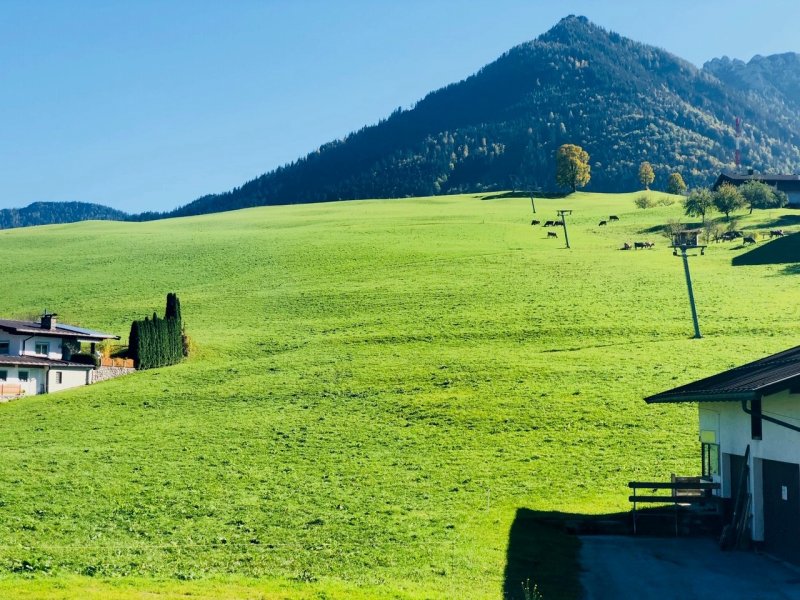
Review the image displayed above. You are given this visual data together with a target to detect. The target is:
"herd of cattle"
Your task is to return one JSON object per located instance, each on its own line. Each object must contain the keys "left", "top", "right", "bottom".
{"left": 530, "top": 210, "right": 792, "bottom": 248}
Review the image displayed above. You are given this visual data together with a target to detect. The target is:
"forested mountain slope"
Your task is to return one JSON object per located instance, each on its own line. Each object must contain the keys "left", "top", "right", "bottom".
{"left": 163, "top": 15, "right": 800, "bottom": 218}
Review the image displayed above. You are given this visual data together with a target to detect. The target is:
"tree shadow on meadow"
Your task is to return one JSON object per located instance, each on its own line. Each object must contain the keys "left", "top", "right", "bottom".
{"left": 502, "top": 508, "right": 625, "bottom": 600}
{"left": 731, "top": 232, "right": 800, "bottom": 269}
{"left": 502, "top": 506, "right": 723, "bottom": 599}
{"left": 481, "top": 191, "right": 568, "bottom": 201}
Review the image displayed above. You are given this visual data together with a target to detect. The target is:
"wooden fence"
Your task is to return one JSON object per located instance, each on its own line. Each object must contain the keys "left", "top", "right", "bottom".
{"left": 100, "top": 357, "right": 135, "bottom": 368}
{"left": 0, "top": 383, "right": 22, "bottom": 397}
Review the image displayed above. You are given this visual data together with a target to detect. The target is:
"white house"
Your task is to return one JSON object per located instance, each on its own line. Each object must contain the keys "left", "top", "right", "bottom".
{"left": 646, "top": 345, "right": 800, "bottom": 561}
{"left": 0, "top": 313, "right": 119, "bottom": 397}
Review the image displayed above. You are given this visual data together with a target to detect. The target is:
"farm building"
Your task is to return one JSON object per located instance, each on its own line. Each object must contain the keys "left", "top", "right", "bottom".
{"left": 713, "top": 171, "right": 800, "bottom": 207}
{"left": 0, "top": 313, "right": 119, "bottom": 398}
{"left": 646, "top": 345, "right": 800, "bottom": 561}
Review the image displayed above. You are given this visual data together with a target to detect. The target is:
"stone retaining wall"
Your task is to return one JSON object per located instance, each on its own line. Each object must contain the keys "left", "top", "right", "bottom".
{"left": 92, "top": 366, "right": 136, "bottom": 383}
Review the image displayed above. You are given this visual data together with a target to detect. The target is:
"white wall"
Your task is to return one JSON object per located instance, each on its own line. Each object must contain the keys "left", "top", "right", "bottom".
{"left": 0, "top": 366, "right": 45, "bottom": 395}
{"left": 47, "top": 368, "right": 90, "bottom": 393}
{"left": 702, "top": 389, "right": 800, "bottom": 542}
{"left": 0, "top": 332, "right": 66, "bottom": 360}
{"left": 1, "top": 365, "right": 92, "bottom": 395}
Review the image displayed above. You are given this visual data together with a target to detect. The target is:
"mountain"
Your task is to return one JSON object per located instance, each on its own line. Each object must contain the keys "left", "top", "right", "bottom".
{"left": 153, "top": 15, "right": 800, "bottom": 219}
{"left": 0, "top": 202, "right": 128, "bottom": 230}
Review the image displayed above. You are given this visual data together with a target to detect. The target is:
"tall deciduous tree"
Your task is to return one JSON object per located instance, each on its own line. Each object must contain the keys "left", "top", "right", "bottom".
{"left": 667, "top": 172, "right": 687, "bottom": 195}
{"left": 738, "top": 180, "right": 788, "bottom": 213}
{"left": 555, "top": 144, "right": 590, "bottom": 192}
{"left": 683, "top": 188, "right": 715, "bottom": 223}
{"left": 638, "top": 161, "right": 655, "bottom": 190}
{"left": 713, "top": 183, "right": 746, "bottom": 219}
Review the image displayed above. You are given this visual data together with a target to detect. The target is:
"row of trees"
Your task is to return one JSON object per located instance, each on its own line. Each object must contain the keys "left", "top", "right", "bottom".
{"left": 128, "top": 293, "right": 187, "bottom": 370}
{"left": 556, "top": 145, "right": 690, "bottom": 197}
{"left": 683, "top": 181, "right": 788, "bottom": 221}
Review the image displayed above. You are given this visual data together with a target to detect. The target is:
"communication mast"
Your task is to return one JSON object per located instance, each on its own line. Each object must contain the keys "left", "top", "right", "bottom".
{"left": 734, "top": 117, "right": 742, "bottom": 172}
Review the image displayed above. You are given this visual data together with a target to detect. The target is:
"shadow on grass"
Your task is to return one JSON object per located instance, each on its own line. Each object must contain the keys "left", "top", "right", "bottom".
{"left": 502, "top": 506, "right": 724, "bottom": 600}
{"left": 482, "top": 191, "right": 568, "bottom": 201}
{"left": 503, "top": 509, "right": 631, "bottom": 600}
{"left": 731, "top": 232, "right": 800, "bottom": 267}
{"left": 757, "top": 214, "right": 800, "bottom": 229}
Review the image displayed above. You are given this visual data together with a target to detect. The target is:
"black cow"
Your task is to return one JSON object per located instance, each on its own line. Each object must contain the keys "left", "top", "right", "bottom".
{"left": 770, "top": 229, "right": 786, "bottom": 238}
{"left": 543, "top": 220, "right": 556, "bottom": 227}
{"left": 553, "top": 220, "right": 564, "bottom": 226}
{"left": 743, "top": 236, "right": 757, "bottom": 245}
{"left": 598, "top": 220, "right": 607, "bottom": 226}
{"left": 634, "top": 242, "right": 647, "bottom": 249}
{"left": 609, "top": 215, "right": 619, "bottom": 221}
{"left": 531, "top": 220, "right": 540, "bottom": 226}
{"left": 547, "top": 231, "right": 558, "bottom": 238}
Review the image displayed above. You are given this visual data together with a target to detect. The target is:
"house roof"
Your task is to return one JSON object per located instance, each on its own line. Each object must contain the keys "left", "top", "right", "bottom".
{"left": 713, "top": 172, "right": 800, "bottom": 192}
{"left": 0, "top": 355, "right": 94, "bottom": 369}
{"left": 645, "top": 345, "right": 800, "bottom": 404}
{"left": 0, "top": 319, "right": 119, "bottom": 341}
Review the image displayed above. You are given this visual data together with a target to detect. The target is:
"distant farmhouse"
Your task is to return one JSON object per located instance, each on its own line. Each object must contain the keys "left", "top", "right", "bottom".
{"left": 713, "top": 171, "right": 800, "bottom": 207}
{"left": 0, "top": 313, "right": 119, "bottom": 398}
{"left": 646, "top": 345, "right": 800, "bottom": 561}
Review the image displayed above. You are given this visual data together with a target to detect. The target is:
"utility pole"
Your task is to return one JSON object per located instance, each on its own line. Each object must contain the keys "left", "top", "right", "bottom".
{"left": 557, "top": 209, "right": 573, "bottom": 249}
{"left": 529, "top": 193, "right": 536, "bottom": 214}
{"left": 672, "top": 243, "right": 706, "bottom": 339}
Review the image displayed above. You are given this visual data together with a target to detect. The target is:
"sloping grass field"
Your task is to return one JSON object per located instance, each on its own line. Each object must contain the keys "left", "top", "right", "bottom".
{"left": 0, "top": 191, "right": 798, "bottom": 598}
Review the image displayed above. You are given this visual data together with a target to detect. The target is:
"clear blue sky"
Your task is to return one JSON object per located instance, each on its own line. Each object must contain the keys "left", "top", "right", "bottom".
{"left": 3, "top": 0, "right": 799, "bottom": 213}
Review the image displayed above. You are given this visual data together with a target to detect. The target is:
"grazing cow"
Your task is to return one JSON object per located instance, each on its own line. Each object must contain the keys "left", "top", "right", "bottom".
{"left": 553, "top": 220, "right": 564, "bottom": 226}
{"left": 547, "top": 231, "right": 558, "bottom": 238}
{"left": 645, "top": 241, "right": 655, "bottom": 248}
{"left": 598, "top": 220, "right": 607, "bottom": 226}
{"left": 609, "top": 215, "right": 619, "bottom": 221}
{"left": 721, "top": 231, "right": 744, "bottom": 241}
{"left": 634, "top": 242, "right": 646, "bottom": 249}
{"left": 743, "top": 236, "right": 757, "bottom": 245}
{"left": 770, "top": 229, "right": 786, "bottom": 238}
{"left": 621, "top": 242, "right": 632, "bottom": 250}
{"left": 531, "top": 220, "right": 540, "bottom": 226}
{"left": 543, "top": 220, "right": 556, "bottom": 227}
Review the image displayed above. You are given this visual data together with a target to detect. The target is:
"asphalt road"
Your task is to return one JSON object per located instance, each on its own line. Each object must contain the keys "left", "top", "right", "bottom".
{"left": 580, "top": 536, "right": 800, "bottom": 600}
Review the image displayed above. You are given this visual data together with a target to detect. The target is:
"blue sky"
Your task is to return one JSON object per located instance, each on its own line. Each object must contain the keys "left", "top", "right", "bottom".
{"left": 3, "top": 0, "right": 799, "bottom": 213}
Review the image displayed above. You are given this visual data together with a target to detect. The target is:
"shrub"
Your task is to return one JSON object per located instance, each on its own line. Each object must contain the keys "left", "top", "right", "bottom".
{"left": 70, "top": 353, "right": 100, "bottom": 367}
{"left": 634, "top": 194, "right": 655, "bottom": 209}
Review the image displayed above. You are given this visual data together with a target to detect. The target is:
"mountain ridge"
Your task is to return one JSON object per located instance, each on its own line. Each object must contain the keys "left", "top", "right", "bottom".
{"left": 6, "top": 15, "right": 800, "bottom": 227}
{"left": 155, "top": 15, "right": 800, "bottom": 219}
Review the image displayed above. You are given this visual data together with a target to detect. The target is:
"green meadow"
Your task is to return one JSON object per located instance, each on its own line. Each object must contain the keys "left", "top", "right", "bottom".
{"left": 0, "top": 191, "right": 798, "bottom": 599}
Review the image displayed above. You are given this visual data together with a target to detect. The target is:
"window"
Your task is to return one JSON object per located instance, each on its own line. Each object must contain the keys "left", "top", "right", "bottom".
{"left": 35, "top": 342, "right": 49, "bottom": 355}
{"left": 55, "top": 372, "right": 62, "bottom": 384}
{"left": 0, "top": 341, "right": 9, "bottom": 355}
{"left": 0, "top": 370, "right": 6, "bottom": 381}
{"left": 702, "top": 443, "right": 720, "bottom": 478}
{"left": 18, "top": 371, "right": 29, "bottom": 382}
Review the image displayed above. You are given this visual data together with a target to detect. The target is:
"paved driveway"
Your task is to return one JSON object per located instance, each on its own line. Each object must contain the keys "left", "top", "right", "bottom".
{"left": 581, "top": 536, "right": 800, "bottom": 600}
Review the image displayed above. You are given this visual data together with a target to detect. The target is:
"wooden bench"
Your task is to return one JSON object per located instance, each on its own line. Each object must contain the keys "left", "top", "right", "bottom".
{"left": 0, "top": 383, "right": 22, "bottom": 398}
{"left": 629, "top": 479, "right": 721, "bottom": 535}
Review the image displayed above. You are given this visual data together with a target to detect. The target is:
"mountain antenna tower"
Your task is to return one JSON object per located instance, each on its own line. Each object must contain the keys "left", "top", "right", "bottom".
{"left": 735, "top": 117, "right": 742, "bottom": 172}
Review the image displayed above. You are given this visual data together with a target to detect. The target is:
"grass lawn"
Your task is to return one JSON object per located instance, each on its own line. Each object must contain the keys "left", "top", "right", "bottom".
{"left": 0, "top": 191, "right": 797, "bottom": 598}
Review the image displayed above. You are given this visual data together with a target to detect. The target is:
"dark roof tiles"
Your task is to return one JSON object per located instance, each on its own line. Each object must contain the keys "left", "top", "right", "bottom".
{"left": 645, "top": 345, "right": 800, "bottom": 403}
{"left": 0, "top": 355, "right": 93, "bottom": 368}
{"left": 0, "top": 319, "right": 118, "bottom": 340}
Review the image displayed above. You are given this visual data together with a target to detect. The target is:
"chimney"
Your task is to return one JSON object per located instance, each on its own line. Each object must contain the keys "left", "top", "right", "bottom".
{"left": 41, "top": 312, "right": 57, "bottom": 330}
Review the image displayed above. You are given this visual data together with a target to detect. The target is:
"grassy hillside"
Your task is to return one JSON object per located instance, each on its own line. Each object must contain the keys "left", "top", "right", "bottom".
{"left": 0, "top": 192, "right": 797, "bottom": 599}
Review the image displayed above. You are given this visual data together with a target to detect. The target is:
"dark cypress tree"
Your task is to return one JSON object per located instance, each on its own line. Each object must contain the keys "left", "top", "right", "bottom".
{"left": 128, "top": 320, "right": 140, "bottom": 367}
{"left": 165, "top": 293, "right": 182, "bottom": 321}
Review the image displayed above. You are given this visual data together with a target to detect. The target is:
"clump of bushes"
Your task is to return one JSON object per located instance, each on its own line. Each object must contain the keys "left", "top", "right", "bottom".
{"left": 128, "top": 293, "right": 187, "bottom": 370}
{"left": 635, "top": 194, "right": 675, "bottom": 209}
{"left": 69, "top": 353, "right": 100, "bottom": 367}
